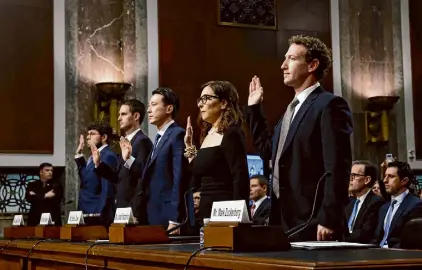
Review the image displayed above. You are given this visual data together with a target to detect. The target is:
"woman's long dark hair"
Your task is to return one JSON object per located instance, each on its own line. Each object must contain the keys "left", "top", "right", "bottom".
{"left": 197, "top": 81, "right": 245, "bottom": 144}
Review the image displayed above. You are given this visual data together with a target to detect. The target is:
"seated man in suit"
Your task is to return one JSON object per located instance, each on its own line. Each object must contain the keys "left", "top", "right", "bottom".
{"left": 96, "top": 99, "right": 153, "bottom": 209}
{"left": 372, "top": 161, "right": 422, "bottom": 248}
{"left": 75, "top": 121, "right": 118, "bottom": 227}
{"left": 26, "top": 163, "right": 63, "bottom": 226}
{"left": 346, "top": 160, "right": 384, "bottom": 243}
{"left": 249, "top": 175, "right": 271, "bottom": 225}
{"left": 132, "top": 87, "right": 192, "bottom": 234}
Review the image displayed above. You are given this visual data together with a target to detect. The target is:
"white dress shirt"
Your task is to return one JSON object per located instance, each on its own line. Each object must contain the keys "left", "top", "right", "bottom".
{"left": 74, "top": 144, "right": 108, "bottom": 163}
{"left": 292, "top": 82, "right": 320, "bottom": 120}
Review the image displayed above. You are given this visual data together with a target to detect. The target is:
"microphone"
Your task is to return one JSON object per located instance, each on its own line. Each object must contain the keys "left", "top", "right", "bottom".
{"left": 166, "top": 187, "right": 195, "bottom": 235}
{"left": 286, "top": 171, "right": 331, "bottom": 239}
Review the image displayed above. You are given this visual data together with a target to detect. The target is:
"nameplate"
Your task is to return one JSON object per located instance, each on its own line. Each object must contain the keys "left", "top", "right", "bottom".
{"left": 39, "top": 213, "right": 53, "bottom": 225}
{"left": 113, "top": 207, "right": 135, "bottom": 224}
{"left": 210, "top": 200, "right": 250, "bottom": 223}
{"left": 67, "top": 211, "right": 85, "bottom": 225}
{"left": 12, "top": 214, "right": 24, "bottom": 226}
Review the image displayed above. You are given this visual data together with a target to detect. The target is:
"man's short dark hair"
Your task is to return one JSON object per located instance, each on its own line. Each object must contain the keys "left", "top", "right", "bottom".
{"left": 39, "top": 162, "right": 53, "bottom": 173}
{"left": 387, "top": 161, "right": 414, "bottom": 187}
{"left": 152, "top": 87, "right": 180, "bottom": 119}
{"left": 121, "top": 99, "right": 146, "bottom": 124}
{"left": 250, "top": 175, "right": 269, "bottom": 189}
{"left": 288, "top": 35, "right": 332, "bottom": 81}
{"left": 87, "top": 121, "right": 113, "bottom": 144}
{"left": 352, "top": 160, "right": 377, "bottom": 187}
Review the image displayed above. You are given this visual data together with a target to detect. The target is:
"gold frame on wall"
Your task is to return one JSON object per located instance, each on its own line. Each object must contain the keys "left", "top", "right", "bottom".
{"left": 217, "top": 0, "right": 277, "bottom": 30}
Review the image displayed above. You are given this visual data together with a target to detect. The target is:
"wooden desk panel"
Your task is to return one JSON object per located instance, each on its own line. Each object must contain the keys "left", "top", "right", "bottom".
{"left": 2, "top": 239, "right": 422, "bottom": 269}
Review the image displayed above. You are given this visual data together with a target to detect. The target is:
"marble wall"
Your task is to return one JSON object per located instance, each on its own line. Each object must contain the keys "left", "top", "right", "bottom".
{"left": 65, "top": 0, "right": 148, "bottom": 214}
{"left": 338, "top": 0, "right": 406, "bottom": 166}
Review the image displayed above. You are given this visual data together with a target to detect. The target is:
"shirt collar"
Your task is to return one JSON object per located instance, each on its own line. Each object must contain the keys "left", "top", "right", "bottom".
{"left": 253, "top": 195, "right": 268, "bottom": 210}
{"left": 357, "top": 188, "right": 372, "bottom": 202}
{"left": 125, "top": 128, "right": 141, "bottom": 142}
{"left": 98, "top": 144, "right": 108, "bottom": 153}
{"left": 391, "top": 189, "right": 409, "bottom": 204}
{"left": 295, "top": 82, "right": 320, "bottom": 104}
{"left": 158, "top": 120, "right": 175, "bottom": 136}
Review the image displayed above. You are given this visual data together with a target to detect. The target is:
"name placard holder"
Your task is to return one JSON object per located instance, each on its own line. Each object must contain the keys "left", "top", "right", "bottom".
{"left": 204, "top": 200, "right": 291, "bottom": 252}
{"left": 4, "top": 215, "right": 35, "bottom": 238}
{"left": 109, "top": 208, "right": 169, "bottom": 244}
{"left": 34, "top": 212, "right": 61, "bottom": 239}
{"left": 59, "top": 211, "right": 108, "bottom": 241}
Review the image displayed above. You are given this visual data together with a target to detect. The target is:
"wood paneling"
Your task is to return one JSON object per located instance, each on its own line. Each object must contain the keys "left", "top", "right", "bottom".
{"left": 410, "top": 0, "right": 422, "bottom": 159}
{"left": 158, "top": 0, "right": 332, "bottom": 152}
{"left": 0, "top": 0, "right": 54, "bottom": 153}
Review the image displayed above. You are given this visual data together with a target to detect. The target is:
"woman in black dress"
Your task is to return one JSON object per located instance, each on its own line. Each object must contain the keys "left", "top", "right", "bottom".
{"left": 184, "top": 81, "right": 250, "bottom": 221}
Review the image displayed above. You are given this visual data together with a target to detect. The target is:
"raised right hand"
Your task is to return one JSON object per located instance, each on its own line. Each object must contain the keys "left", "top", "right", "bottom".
{"left": 248, "top": 76, "right": 264, "bottom": 105}
{"left": 76, "top": 134, "right": 85, "bottom": 154}
{"left": 184, "top": 116, "right": 193, "bottom": 147}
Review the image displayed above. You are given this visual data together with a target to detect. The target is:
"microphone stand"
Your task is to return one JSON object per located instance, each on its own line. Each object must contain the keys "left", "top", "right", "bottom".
{"left": 166, "top": 187, "right": 195, "bottom": 235}
{"left": 286, "top": 171, "right": 331, "bottom": 238}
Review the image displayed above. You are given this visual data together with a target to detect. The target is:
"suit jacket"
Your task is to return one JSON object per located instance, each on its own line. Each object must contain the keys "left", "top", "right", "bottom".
{"left": 25, "top": 180, "right": 63, "bottom": 226}
{"left": 132, "top": 122, "right": 192, "bottom": 227}
{"left": 372, "top": 192, "right": 422, "bottom": 248}
{"left": 75, "top": 146, "right": 118, "bottom": 226}
{"left": 246, "top": 86, "right": 353, "bottom": 241}
{"left": 96, "top": 130, "right": 152, "bottom": 208}
{"left": 252, "top": 197, "right": 271, "bottom": 225}
{"left": 345, "top": 191, "right": 384, "bottom": 243}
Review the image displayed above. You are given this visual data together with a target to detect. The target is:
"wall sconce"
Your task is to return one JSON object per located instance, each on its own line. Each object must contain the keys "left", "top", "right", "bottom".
{"left": 365, "top": 96, "right": 399, "bottom": 143}
{"left": 94, "top": 82, "right": 131, "bottom": 137}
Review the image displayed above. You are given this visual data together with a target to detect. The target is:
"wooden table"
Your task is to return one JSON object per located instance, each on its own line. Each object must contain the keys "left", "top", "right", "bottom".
{"left": 2, "top": 239, "right": 422, "bottom": 269}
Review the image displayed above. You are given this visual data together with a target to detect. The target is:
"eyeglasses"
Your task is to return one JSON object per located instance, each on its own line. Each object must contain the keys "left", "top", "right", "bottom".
{"left": 197, "top": 94, "right": 220, "bottom": 105}
{"left": 350, "top": 173, "right": 366, "bottom": 179}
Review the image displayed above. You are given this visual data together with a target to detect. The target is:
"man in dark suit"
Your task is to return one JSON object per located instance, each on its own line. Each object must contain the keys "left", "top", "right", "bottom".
{"left": 249, "top": 175, "right": 271, "bottom": 225}
{"left": 246, "top": 35, "right": 353, "bottom": 241}
{"left": 75, "top": 121, "right": 118, "bottom": 226}
{"left": 346, "top": 160, "right": 384, "bottom": 243}
{"left": 26, "top": 163, "right": 63, "bottom": 226}
{"left": 96, "top": 99, "right": 152, "bottom": 209}
{"left": 372, "top": 161, "right": 422, "bottom": 248}
{"left": 132, "top": 88, "right": 191, "bottom": 234}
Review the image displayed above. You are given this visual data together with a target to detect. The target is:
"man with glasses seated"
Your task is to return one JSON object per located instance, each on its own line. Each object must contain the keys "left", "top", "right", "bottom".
{"left": 346, "top": 160, "right": 384, "bottom": 243}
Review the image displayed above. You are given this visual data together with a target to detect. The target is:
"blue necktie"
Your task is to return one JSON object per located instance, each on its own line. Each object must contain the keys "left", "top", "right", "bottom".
{"left": 151, "top": 134, "right": 161, "bottom": 156}
{"left": 380, "top": 200, "right": 398, "bottom": 247}
{"left": 154, "top": 134, "right": 161, "bottom": 148}
{"left": 348, "top": 199, "right": 360, "bottom": 232}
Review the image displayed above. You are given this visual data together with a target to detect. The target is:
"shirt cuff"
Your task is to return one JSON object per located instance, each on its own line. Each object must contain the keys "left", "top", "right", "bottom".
{"left": 75, "top": 154, "right": 83, "bottom": 159}
{"left": 124, "top": 156, "right": 135, "bottom": 169}
{"left": 169, "top": 221, "right": 180, "bottom": 225}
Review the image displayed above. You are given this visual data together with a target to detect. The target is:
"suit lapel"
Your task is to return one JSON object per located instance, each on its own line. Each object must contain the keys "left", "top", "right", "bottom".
{"left": 271, "top": 119, "right": 283, "bottom": 163}
{"left": 354, "top": 192, "right": 373, "bottom": 225}
{"left": 389, "top": 193, "right": 412, "bottom": 234}
{"left": 281, "top": 87, "right": 322, "bottom": 155}
{"left": 147, "top": 123, "right": 175, "bottom": 167}
{"left": 253, "top": 198, "right": 269, "bottom": 218}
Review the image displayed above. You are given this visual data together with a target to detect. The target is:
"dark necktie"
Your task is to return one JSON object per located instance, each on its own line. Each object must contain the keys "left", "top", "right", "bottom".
{"left": 151, "top": 133, "right": 162, "bottom": 156}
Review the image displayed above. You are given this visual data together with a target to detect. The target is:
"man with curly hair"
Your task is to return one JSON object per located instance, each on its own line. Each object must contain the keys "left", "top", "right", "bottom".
{"left": 246, "top": 35, "right": 353, "bottom": 241}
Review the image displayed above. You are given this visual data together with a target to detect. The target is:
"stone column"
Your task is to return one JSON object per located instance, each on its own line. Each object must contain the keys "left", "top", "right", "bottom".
{"left": 338, "top": 0, "right": 406, "bottom": 166}
{"left": 65, "top": 0, "right": 148, "bottom": 215}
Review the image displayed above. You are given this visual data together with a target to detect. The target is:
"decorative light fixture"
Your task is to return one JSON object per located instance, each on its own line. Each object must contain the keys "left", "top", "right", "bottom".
{"left": 94, "top": 82, "right": 131, "bottom": 137}
{"left": 365, "top": 95, "right": 400, "bottom": 143}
